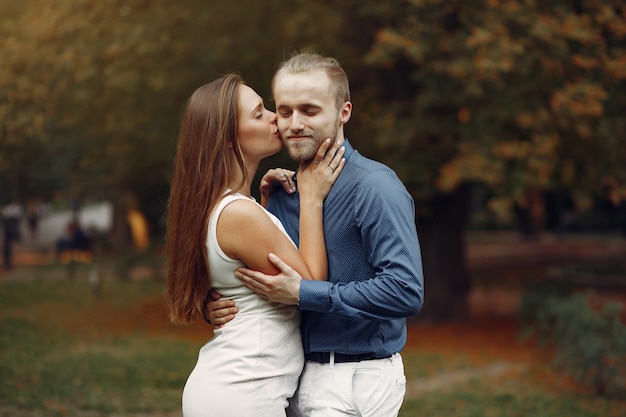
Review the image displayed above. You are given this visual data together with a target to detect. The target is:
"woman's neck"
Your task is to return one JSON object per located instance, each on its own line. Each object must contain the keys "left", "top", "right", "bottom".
{"left": 228, "top": 159, "right": 258, "bottom": 198}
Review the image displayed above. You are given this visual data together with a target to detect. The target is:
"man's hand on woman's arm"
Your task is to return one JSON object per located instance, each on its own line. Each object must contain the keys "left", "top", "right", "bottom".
{"left": 207, "top": 252, "right": 304, "bottom": 327}
{"left": 235, "top": 253, "right": 302, "bottom": 306}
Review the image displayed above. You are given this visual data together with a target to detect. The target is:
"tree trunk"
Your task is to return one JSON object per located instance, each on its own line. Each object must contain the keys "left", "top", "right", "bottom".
{"left": 514, "top": 187, "right": 545, "bottom": 241}
{"left": 109, "top": 193, "right": 136, "bottom": 281}
{"left": 110, "top": 201, "right": 133, "bottom": 249}
{"left": 415, "top": 184, "right": 471, "bottom": 322}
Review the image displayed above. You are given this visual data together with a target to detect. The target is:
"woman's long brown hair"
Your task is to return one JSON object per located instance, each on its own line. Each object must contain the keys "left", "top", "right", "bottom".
{"left": 166, "top": 74, "right": 247, "bottom": 324}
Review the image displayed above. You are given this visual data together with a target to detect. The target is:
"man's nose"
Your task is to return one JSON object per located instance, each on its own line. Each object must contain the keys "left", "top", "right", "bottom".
{"left": 290, "top": 113, "right": 304, "bottom": 131}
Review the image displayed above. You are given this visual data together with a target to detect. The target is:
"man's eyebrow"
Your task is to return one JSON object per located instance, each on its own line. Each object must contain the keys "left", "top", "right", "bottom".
{"left": 276, "top": 102, "right": 322, "bottom": 112}
{"left": 298, "top": 104, "right": 322, "bottom": 113}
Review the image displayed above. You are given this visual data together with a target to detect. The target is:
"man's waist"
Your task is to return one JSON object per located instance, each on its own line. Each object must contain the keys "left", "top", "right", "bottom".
{"left": 301, "top": 317, "right": 406, "bottom": 353}
{"left": 305, "top": 351, "right": 392, "bottom": 364}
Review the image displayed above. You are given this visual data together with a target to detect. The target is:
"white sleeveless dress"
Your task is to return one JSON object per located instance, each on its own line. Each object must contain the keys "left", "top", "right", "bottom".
{"left": 182, "top": 193, "right": 303, "bottom": 417}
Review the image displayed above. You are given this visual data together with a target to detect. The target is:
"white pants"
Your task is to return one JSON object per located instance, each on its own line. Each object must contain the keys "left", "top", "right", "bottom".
{"left": 287, "top": 353, "right": 406, "bottom": 417}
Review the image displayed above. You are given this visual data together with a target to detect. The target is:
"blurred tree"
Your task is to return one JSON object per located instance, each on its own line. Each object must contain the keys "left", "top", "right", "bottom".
{"left": 357, "top": 0, "right": 626, "bottom": 320}
{"left": 0, "top": 0, "right": 345, "bottom": 243}
{"left": 2, "top": 0, "right": 624, "bottom": 320}
{"left": 0, "top": 0, "right": 218, "bottom": 244}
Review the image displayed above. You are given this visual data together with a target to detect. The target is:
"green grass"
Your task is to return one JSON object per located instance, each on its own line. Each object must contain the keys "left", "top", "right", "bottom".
{"left": 1, "top": 265, "right": 625, "bottom": 417}
{"left": 0, "top": 271, "right": 197, "bottom": 417}
{"left": 400, "top": 380, "right": 624, "bottom": 417}
{"left": 400, "top": 351, "right": 625, "bottom": 416}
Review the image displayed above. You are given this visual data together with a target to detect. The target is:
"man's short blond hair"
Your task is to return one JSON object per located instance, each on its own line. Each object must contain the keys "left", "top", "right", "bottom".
{"left": 272, "top": 52, "right": 351, "bottom": 111}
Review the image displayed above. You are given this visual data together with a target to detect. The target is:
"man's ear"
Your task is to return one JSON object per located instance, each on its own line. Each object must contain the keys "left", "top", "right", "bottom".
{"left": 339, "top": 101, "right": 352, "bottom": 125}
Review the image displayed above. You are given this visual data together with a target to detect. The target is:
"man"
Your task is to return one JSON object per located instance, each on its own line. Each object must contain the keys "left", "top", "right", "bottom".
{"left": 209, "top": 52, "right": 424, "bottom": 416}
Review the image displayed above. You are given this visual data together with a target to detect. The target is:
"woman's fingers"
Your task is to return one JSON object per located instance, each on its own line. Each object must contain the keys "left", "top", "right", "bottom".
{"left": 309, "top": 138, "right": 345, "bottom": 172}
{"left": 260, "top": 168, "right": 296, "bottom": 196}
{"left": 329, "top": 156, "right": 346, "bottom": 178}
{"left": 312, "top": 139, "right": 331, "bottom": 164}
{"left": 279, "top": 170, "right": 296, "bottom": 193}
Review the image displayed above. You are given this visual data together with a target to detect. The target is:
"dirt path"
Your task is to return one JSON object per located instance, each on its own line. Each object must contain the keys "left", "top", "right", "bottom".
{"left": 406, "top": 362, "right": 526, "bottom": 396}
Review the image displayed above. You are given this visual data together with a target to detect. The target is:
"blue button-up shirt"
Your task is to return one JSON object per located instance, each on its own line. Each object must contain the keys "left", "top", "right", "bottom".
{"left": 267, "top": 140, "right": 424, "bottom": 357}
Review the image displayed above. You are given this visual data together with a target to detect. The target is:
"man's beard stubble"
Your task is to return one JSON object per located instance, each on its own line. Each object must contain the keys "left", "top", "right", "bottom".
{"left": 285, "top": 139, "right": 318, "bottom": 162}
{"left": 283, "top": 125, "right": 339, "bottom": 162}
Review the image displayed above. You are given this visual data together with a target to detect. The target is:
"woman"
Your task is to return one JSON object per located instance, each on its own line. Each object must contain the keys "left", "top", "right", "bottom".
{"left": 165, "top": 74, "right": 345, "bottom": 417}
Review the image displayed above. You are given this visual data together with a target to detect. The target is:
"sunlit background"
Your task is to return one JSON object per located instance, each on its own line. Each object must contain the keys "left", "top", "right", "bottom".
{"left": 1, "top": 1, "right": 625, "bottom": 416}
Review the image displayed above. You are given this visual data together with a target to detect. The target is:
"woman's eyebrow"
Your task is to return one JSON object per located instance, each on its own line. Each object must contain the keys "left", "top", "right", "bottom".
{"left": 249, "top": 101, "right": 263, "bottom": 116}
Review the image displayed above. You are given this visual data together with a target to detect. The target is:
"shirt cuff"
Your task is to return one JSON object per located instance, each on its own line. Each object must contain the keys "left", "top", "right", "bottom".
{"left": 299, "top": 279, "right": 333, "bottom": 312}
